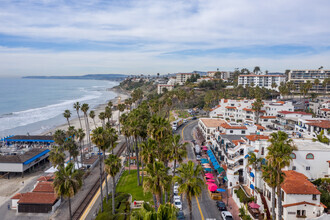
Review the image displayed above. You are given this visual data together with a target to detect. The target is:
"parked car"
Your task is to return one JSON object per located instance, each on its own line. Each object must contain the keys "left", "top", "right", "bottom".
{"left": 216, "top": 201, "right": 227, "bottom": 211}
{"left": 196, "top": 155, "right": 201, "bottom": 161}
{"left": 191, "top": 116, "right": 197, "bottom": 120}
{"left": 221, "top": 211, "right": 233, "bottom": 220}
{"left": 191, "top": 139, "right": 196, "bottom": 144}
{"left": 183, "top": 119, "right": 187, "bottom": 123}
{"left": 174, "top": 195, "right": 181, "bottom": 201}
{"left": 174, "top": 199, "right": 182, "bottom": 210}
{"left": 177, "top": 211, "right": 185, "bottom": 219}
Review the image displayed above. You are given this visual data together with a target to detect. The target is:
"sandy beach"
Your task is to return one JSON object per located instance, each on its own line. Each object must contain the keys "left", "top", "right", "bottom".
{"left": 42, "top": 87, "right": 131, "bottom": 140}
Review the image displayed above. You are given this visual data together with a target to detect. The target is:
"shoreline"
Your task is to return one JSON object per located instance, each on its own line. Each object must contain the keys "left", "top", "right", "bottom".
{"left": 41, "top": 86, "right": 130, "bottom": 136}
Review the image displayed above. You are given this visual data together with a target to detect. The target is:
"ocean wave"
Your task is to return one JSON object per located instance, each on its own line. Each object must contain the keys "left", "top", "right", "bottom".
{"left": 0, "top": 92, "right": 101, "bottom": 132}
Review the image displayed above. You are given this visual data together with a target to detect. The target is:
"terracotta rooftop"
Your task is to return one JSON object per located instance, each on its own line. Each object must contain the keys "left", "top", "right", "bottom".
{"left": 33, "top": 181, "right": 54, "bottom": 193}
{"left": 37, "top": 175, "right": 54, "bottom": 182}
{"left": 255, "top": 124, "right": 266, "bottom": 130}
{"left": 232, "top": 140, "right": 245, "bottom": 146}
{"left": 306, "top": 120, "right": 330, "bottom": 129}
{"left": 320, "top": 108, "right": 330, "bottom": 112}
{"left": 221, "top": 123, "right": 247, "bottom": 130}
{"left": 278, "top": 111, "right": 312, "bottom": 115}
{"left": 11, "top": 193, "right": 23, "bottom": 200}
{"left": 283, "top": 201, "right": 326, "bottom": 208}
{"left": 243, "top": 108, "right": 254, "bottom": 112}
{"left": 17, "top": 192, "right": 58, "bottom": 204}
{"left": 225, "top": 106, "right": 237, "bottom": 109}
{"left": 281, "top": 171, "right": 320, "bottom": 195}
{"left": 200, "top": 118, "right": 226, "bottom": 128}
{"left": 260, "top": 116, "right": 276, "bottom": 119}
{"left": 245, "top": 135, "right": 269, "bottom": 141}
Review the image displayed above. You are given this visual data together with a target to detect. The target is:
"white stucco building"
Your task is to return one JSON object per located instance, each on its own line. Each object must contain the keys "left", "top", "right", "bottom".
{"left": 238, "top": 74, "right": 286, "bottom": 91}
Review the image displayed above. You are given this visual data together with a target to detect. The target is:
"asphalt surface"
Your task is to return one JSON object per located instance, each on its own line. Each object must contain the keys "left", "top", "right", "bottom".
{"left": 176, "top": 119, "right": 221, "bottom": 220}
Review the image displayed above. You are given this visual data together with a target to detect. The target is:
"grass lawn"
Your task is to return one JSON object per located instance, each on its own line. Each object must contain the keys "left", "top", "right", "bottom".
{"left": 116, "top": 170, "right": 153, "bottom": 204}
{"left": 176, "top": 110, "right": 190, "bottom": 119}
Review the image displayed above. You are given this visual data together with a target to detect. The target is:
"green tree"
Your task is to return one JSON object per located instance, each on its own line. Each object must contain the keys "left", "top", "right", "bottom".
{"left": 314, "top": 78, "right": 320, "bottom": 94}
{"left": 76, "top": 128, "right": 85, "bottom": 166}
{"left": 81, "top": 103, "right": 90, "bottom": 147}
{"left": 104, "top": 154, "right": 122, "bottom": 215}
{"left": 266, "top": 131, "right": 296, "bottom": 219}
{"left": 98, "top": 112, "right": 106, "bottom": 128}
{"left": 252, "top": 98, "right": 264, "bottom": 124}
{"left": 132, "top": 203, "right": 178, "bottom": 220}
{"left": 253, "top": 66, "right": 261, "bottom": 74}
{"left": 118, "top": 103, "right": 126, "bottom": 134}
{"left": 54, "top": 129, "right": 66, "bottom": 146}
{"left": 73, "top": 102, "right": 83, "bottom": 129}
{"left": 173, "top": 161, "right": 204, "bottom": 220}
{"left": 63, "top": 109, "right": 71, "bottom": 127}
{"left": 246, "top": 152, "right": 262, "bottom": 190}
{"left": 89, "top": 110, "right": 96, "bottom": 129}
{"left": 53, "top": 162, "right": 83, "bottom": 220}
{"left": 49, "top": 146, "right": 65, "bottom": 168}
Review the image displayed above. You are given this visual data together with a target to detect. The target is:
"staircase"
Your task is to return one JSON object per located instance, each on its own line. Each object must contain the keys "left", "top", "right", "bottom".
{"left": 260, "top": 193, "right": 271, "bottom": 219}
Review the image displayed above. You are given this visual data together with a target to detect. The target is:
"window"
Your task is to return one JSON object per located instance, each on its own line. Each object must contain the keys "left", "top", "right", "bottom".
{"left": 306, "top": 166, "right": 311, "bottom": 171}
{"left": 241, "top": 130, "right": 245, "bottom": 134}
{"left": 230, "top": 130, "right": 233, "bottom": 134}
{"left": 292, "top": 166, "right": 296, "bottom": 170}
{"left": 306, "top": 153, "right": 314, "bottom": 160}
{"left": 290, "top": 153, "right": 296, "bottom": 159}
{"left": 297, "top": 210, "right": 306, "bottom": 217}
{"left": 313, "top": 195, "right": 317, "bottom": 200}
{"left": 261, "top": 147, "right": 264, "bottom": 156}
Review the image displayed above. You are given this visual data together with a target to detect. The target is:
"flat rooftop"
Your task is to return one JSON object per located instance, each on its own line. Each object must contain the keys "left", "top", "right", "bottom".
{"left": 292, "top": 139, "right": 330, "bottom": 151}
{"left": 5, "top": 135, "right": 54, "bottom": 142}
{"left": 0, "top": 148, "right": 50, "bottom": 164}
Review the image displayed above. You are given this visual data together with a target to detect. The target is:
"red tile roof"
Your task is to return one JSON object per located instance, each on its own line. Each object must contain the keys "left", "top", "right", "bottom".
{"left": 11, "top": 193, "right": 23, "bottom": 200}
{"left": 33, "top": 181, "right": 54, "bottom": 193}
{"left": 232, "top": 140, "right": 244, "bottom": 146}
{"left": 320, "top": 108, "right": 330, "bottom": 112}
{"left": 260, "top": 116, "right": 276, "bottom": 119}
{"left": 255, "top": 124, "right": 266, "bottom": 130}
{"left": 225, "top": 106, "right": 237, "bottom": 109}
{"left": 278, "top": 111, "right": 312, "bottom": 115}
{"left": 243, "top": 108, "right": 254, "bottom": 112}
{"left": 37, "top": 175, "right": 54, "bottom": 182}
{"left": 221, "top": 123, "right": 247, "bottom": 130}
{"left": 245, "top": 135, "right": 269, "bottom": 141}
{"left": 17, "top": 192, "right": 58, "bottom": 204}
{"left": 281, "top": 171, "right": 320, "bottom": 195}
{"left": 306, "top": 120, "right": 330, "bottom": 129}
{"left": 283, "top": 201, "right": 326, "bottom": 208}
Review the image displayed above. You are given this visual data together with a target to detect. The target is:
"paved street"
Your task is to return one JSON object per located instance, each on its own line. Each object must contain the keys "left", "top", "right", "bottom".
{"left": 177, "top": 119, "right": 222, "bottom": 220}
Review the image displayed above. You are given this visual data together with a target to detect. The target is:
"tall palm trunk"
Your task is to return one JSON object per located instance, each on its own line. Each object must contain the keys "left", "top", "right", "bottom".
{"left": 68, "top": 197, "right": 72, "bottom": 220}
{"left": 153, "top": 194, "right": 158, "bottom": 212}
{"left": 112, "top": 176, "right": 116, "bottom": 214}
{"left": 103, "top": 150, "right": 109, "bottom": 202}
{"left": 77, "top": 111, "right": 83, "bottom": 129}
{"left": 66, "top": 118, "right": 71, "bottom": 127}
{"left": 80, "top": 141, "right": 83, "bottom": 168}
{"left": 93, "top": 118, "right": 96, "bottom": 129}
{"left": 141, "top": 160, "right": 144, "bottom": 185}
{"left": 188, "top": 196, "right": 192, "bottom": 220}
{"left": 135, "top": 137, "right": 140, "bottom": 186}
{"left": 98, "top": 149, "right": 104, "bottom": 212}
{"left": 271, "top": 187, "right": 276, "bottom": 220}
{"left": 277, "top": 172, "right": 283, "bottom": 220}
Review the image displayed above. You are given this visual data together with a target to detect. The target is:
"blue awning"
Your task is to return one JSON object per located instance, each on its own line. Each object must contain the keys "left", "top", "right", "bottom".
{"left": 250, "top": 172, "right": 255, "bottom": 178}
{"left": 250, "top": 184, "right": 255, "bottom": 190}
{"left": 23, "top": 149, "right": 50, "bottom": 165}
{"left": 217, "top": 188, "right": 226, "bottom": 192}
{"left": 245, "top": 154, "right": 250, "bottom": 158}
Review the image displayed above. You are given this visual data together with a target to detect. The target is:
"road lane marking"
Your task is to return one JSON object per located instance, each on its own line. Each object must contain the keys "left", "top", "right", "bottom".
{"left": 182, "top": 120, "right": 205, "bottom": 220}
{"left": 195, "top": 195, "right": 205, "bottom": 220}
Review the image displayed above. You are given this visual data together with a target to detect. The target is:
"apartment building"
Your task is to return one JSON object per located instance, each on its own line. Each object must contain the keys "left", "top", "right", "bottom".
{"left": 157, "top": 84, "right": 174, "bottom": 94}
{"left": 238, "top": 74, "right": 286, "bottom": 91}
{"left": 209, "top": 99, "right": 294, "bottom": 126}
{"left": 175, "top": 73, "right": 194, "bottom": 85}
{"left": 288, "top": 69, "right": 330, "bottom": 93}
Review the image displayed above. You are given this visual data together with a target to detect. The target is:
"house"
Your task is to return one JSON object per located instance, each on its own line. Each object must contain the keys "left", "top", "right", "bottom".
{"left": 272, "top": 111, "right": 313, "bottom": 131}
{"left": 157, "top": 84, "right": 174, "bottom": 94}
{"left": 263, "top": 170, "right": 325, "bottom": 220}
{"left": 175, "top": 73, "right": 194, "bottom": 85}
{"left": 16, "top": 192, "right": 60, "bottom": 213}
{"left": 198, "top": 118, "right": 226, "bottom": 141}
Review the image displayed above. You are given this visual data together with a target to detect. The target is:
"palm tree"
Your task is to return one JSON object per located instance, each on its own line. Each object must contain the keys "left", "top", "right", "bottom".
{"left": 63, "top": 110, "right": 71, "bottom": 127}
{"left": 73, "top": 102, "right": 83, "bottom": 129}
{"left": 253, "top": 66, "right": 261, "bottom": 74}
{"left": 105, "top": 106, "right": 112, "bottom": 124}
{"left": 262, "top": 163, "right": 280, "bottom": 220}
{"left": 81, "top": 103, "right": 90, "bottom": 147}
{"left": 54, "top": 129, "right": 66, "bottom": 146}
{"left": 98, "top": 112, "right": 106, "bottom": 128}
{"left": 104, "top": 154, "right": 122, "bottom": 215}
{"left": 266, "top": 131, "right": 296, "bottom": 220}
{"left": 91, "top": 127, "right": 106, "bottom": 211}
{"left": 271, "top": 82, "right": 277, "bottom": 99}
{"left": 314, "top": 78, "right": 320, "bottom": 94}
{"left": 107, "top": 101, "right": 114, "bottom": 123}
{"left": 147, "top": 115, "right": 171, "bottom": 152}
{"left": 89, "top": 110, "right": 96, "bottom": 129}
{"left": 170, "top": 135, "right": 187, "bottom": 180}
{"left": 143, "top": 161, "right": 170, "bottom": 211}
{"left": 132, "top": 203, "right": 178, "bottom": 220}
{"left": 252, "top": 98, "right": 264, "bottom": 124}
{"left": 118, "top": 103, "right": 126, "bottom": 134}
{"left": 246, "top": 152, "right": 262, "bottom": 190}
{"left": 49, "top": 146, "right": 65, "bottom": 168}
{"left": 76, "top": 128, "right": 85, "bottom": 166}
{"left": 53, "top": 162, "right": 83, "bottom": 220}
{"left": 173, "top": 161, "right": 204, "bottom": 220}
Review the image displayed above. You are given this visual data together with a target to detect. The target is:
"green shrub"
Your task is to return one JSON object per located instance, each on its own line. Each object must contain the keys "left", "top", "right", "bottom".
{"left": 235, "top": 188, "right": 254, "bottom": 204}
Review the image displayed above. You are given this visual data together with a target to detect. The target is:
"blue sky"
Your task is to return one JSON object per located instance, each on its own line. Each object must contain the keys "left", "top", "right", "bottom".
{"left": 0, "top": 0, "right": 330, "bottom": 76}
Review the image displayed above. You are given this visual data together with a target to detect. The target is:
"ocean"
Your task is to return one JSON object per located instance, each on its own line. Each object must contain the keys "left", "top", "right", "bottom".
{"left": 0, "top": 78, "right": 118, "bottom": 137}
